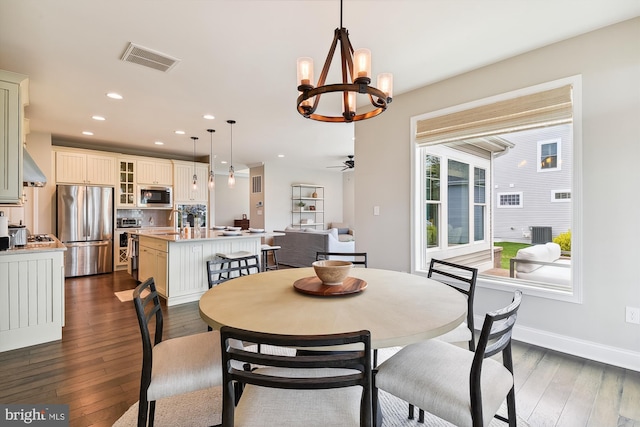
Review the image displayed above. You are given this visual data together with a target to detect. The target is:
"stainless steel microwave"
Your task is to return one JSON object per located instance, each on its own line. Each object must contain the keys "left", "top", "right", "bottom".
{"left": 138, "top": 186, "right": 172, "bottom": 208}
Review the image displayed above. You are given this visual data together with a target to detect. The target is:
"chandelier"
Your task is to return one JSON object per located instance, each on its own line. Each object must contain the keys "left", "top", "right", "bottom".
{"left": 296, "top": 0, "right": 393, "bottom": 123}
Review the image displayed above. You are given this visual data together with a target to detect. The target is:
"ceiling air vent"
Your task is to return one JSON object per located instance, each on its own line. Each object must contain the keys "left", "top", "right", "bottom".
{"left": 120, "top": 42, "right": 180, "bottom": 72}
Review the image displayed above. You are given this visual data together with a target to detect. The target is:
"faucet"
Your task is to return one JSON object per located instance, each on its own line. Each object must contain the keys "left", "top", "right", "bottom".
{"left": 169, "top": 209, "right": 181, "bottom": 232}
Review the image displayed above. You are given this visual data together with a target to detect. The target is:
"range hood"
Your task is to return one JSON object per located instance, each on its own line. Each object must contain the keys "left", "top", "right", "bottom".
{"left": 23, "top": 149, "right": 47, "bottom": 187}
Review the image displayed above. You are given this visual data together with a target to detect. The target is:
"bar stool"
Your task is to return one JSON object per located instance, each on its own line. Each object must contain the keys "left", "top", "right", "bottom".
{"left": 261, "top": 244, "right": 280, "bottom": 272}
{"left": 216, "top": 251, "right": 260, "bottom": 278}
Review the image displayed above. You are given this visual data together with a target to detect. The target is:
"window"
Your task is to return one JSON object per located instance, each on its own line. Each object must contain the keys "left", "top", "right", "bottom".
{"left": 552, "top": 190, "right": 571, "bottom": 202}
{"left": 538, "top": 138, "right": 561, "bottom": 172}
{"left": 497, "top": 192, "right": 523, "bottom": 208}
{"left": 412, "top": 76, "right": 582, "bottom": 303}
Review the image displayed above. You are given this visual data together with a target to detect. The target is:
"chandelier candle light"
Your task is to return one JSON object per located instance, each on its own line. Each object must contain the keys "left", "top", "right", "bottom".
{"left": 207, "top": 129, "right": 215, "bottom": 189}
{"left": 296, "top": 0, "right": 392, "bottom": 122}
{"left": 190, "top": 136, "right": 198, "bottom": 190}
{"left": 227, "top": 120, "right": 236, "bottom": 189}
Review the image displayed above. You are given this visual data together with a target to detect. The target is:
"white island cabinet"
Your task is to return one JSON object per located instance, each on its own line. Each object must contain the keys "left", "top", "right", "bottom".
{"left": 0, "top": 240, "right": 66, "bottom": 352}
{"left": 136, "top": 230, "right": 265, "bottom": 306}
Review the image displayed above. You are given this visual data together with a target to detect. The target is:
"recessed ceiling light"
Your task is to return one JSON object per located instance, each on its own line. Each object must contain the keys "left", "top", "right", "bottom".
{"left": 82, "top": 131, "right": 94, "bottom": 136}
{"left": 203, "top": 114, "right": 215, "bottom": 120}
{"left": 154, "top": 141, "right": 164, "bottom": 145}
{"left": 278, "top": 154, "right": 285, "bottom": 158}
{"left": 106, "top": 92, "right": 123, "bottom": 100}
{"left": 92, "top": 115, "right": 106, "bottom": 121}
{"left": 175, "top": 130, "right": 186, "bottom": 135}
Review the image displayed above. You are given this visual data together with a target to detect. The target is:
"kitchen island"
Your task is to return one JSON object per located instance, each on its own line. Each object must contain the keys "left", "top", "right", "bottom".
{"left": 135, "top": 229, "right": 277, "bottom": 306}
{"left": 0, "top": 236, "right": 66, "bottom": 352}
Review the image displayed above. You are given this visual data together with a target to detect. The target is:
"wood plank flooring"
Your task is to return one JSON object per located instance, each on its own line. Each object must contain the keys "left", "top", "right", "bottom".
{"left": 0, "top": 270, "right": 638, "bottom": 427}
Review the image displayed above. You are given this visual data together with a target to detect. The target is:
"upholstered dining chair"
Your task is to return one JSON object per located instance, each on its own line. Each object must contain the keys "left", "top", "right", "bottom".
{"left": 217, "top": 326, "right": 373, "bottom": 427}
{"left": 373, "top": 290, "right": 523, "bottom": 427}
{"left": 133, "top": 277, "right": 222, "bottom": 427}
{"left": 316, "top": 251, "right": 368, "bottom": 267}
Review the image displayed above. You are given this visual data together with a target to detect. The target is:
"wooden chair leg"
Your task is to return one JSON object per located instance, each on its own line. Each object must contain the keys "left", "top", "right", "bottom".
{"left": 408, "top": 403, "right": 414, "bottom": 419}
{"left": 507, "top": 387, "right": 517, "bottom": 427}
{"left": 418, "top": 408, "right": 425, "bottom": 423}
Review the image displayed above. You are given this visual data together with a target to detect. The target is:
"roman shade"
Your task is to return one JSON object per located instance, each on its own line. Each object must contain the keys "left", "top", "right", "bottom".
{"left": 415, "top": 85, "right": 573, "bottom": 146}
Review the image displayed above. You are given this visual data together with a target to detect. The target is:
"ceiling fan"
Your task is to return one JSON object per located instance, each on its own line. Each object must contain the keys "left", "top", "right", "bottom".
{"left": 327, "top": 155, "right": 355, "bottom": 171}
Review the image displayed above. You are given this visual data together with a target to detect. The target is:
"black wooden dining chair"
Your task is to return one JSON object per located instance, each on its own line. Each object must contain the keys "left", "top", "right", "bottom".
{"left": 133, "top": 277, "right": 222, "bottom": 427}
{"left": 217, "top": 326, "right": 372, "bottom": 427}
{"left": 373, "top": 290, "right": 522, "bottom": 427}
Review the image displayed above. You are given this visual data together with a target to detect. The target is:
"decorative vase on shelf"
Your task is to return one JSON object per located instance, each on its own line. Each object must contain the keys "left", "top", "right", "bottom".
{"left": 312, "top": 191, "right": 318, "bottom": 198}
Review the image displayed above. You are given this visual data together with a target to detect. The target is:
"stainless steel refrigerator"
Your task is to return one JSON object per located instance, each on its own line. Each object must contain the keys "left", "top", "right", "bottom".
{"left": 57, "top": 185, "right": 113, "bottom": 277}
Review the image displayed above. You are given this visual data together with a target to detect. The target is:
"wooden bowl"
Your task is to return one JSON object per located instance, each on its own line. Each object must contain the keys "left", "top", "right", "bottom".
{"left": 312, "top": 260, "right": 353, "bottom": 285}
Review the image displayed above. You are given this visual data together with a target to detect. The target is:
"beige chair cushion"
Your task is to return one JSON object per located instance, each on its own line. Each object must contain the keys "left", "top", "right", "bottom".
{"left": 435, "top": 322, "right": 472, "bottom": 345}
{"left": 375, "top": 339, "right": 513, "bottom": 427}
{"left": 234, "top": 367, "right": 363, "bottom": 427}
{"left": 147, "top": 331, "right": 222, "bottom": 401}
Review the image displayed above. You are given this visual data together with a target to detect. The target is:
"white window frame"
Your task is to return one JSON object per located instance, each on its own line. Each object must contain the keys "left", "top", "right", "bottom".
{"left": 411, "top": 75, "right": 583, "bottom": 304}
{"left": 497, "top": 192, "right": 524, "bottom": 208}
{"left": 551, "top": 190, "right": 572, "bottom": 203}
{"left": 537, "top": 138, "right": 562, "bottom": 172}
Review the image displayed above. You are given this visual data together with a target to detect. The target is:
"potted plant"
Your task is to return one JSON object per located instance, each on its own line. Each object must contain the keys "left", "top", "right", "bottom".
{"left": 297, "top": 201, "right": 306, "bottom": 211}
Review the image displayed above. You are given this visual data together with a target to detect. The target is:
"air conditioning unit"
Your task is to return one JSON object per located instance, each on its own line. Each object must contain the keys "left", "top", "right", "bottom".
{"left": 531, "top": 226, "right": 552, "bottom": 244}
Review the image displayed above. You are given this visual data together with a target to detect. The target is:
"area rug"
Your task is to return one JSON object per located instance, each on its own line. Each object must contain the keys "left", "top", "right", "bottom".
{"left": 114, "top": 288, "right": 149, "bottom": 302}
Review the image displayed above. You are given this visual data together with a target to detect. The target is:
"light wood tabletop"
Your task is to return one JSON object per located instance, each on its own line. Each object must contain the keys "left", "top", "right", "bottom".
{"left": 199, "top": 267, "right": 467, "bottom": 349}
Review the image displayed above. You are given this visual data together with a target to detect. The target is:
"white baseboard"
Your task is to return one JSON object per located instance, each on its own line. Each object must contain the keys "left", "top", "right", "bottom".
{"left": 474, "top": 315, "right": 640, "bottom": 372}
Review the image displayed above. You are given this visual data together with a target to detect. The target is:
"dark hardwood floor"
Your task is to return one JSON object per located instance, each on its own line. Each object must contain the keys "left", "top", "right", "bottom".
{"left": 0, "top": 270, "right": 638, "bottom": 427}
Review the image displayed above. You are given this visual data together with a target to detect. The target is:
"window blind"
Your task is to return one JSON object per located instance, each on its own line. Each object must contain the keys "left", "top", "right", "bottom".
{"left": 416, "top": 85, "right": 572, "bottom": 145}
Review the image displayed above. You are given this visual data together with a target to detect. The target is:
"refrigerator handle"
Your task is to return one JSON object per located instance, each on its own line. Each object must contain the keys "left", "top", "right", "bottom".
{"left": 63, "top": 241, "right": 110, "bottom": 248}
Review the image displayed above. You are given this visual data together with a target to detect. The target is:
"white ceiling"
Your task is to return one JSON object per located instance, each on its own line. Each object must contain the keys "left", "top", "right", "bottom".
{"left": 1, "top": 1, "right": 638, "bottom": 172}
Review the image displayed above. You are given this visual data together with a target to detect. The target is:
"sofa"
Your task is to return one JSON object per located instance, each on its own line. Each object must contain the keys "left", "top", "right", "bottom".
{"left": 510, "top": 242, "right": 571, "bottom": 286}
{"left": 273, "top": 227, "right": 356, "bottom": 268}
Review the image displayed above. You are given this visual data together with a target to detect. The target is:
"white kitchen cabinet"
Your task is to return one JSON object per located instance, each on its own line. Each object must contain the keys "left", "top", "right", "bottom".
{"left": 138, "top": 236, "right": 168, "bottom": 297}
{"left": 55, "top": 150, "right": 116, "bottom": 185}
{"left": 0, "top": 247, "right": 65, "bottom": 352}
{"left": 136, "top": 158, "right": 173, "bottom": 186}
{"left": 0, "top": 70, "right": 28, "bottom": 204}
{"left": 173, "top": 161, "right": 209, "bottom": 203}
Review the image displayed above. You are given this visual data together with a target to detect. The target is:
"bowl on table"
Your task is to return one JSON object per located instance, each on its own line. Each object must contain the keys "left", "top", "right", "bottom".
{"left": 312, "top": 260, "right": 353, "bottom": 285}
{"left": 226, "top": 226, "right": 242, "bottom": 231}
{"left": 211, "top": 225, "right": 226, "bottom": 230}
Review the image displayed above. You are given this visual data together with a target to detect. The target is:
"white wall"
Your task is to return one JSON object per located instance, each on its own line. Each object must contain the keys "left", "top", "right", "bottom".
{"left": 342, "top": 170, "right": 355, "bottom": 228}
{"left": 355, "top": 18, "right": 640, "bottom": 364}
{"left": 263, "top": 162, "right": 344, "bottom": 232}
{"left": 213, "top": 174, "right": 250, "bottom": 227}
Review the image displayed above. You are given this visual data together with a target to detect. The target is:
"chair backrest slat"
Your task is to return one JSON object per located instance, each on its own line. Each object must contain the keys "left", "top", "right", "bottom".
{"left": 316, "top": 252, "right": 368, "bottom": 267}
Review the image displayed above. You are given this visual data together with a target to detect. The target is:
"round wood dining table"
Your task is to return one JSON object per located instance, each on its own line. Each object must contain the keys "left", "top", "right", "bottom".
{"left": 199, "top": 267, "right": 467, "bottom": 349}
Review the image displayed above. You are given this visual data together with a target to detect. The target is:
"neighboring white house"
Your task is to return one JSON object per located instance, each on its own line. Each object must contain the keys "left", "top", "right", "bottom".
{"left": 493, "top": 124, "right": 573, "bottom": 243}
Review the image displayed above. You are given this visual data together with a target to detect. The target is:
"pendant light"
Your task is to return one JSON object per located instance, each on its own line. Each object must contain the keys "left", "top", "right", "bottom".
{"left": 207, "top": 129, "right": 215, "bottom": 189}
{"left": 227, "top": 120, "right": 236, "bottom": 189}
{"left": 190, "top": 136, "right": 198, "bottom": 190}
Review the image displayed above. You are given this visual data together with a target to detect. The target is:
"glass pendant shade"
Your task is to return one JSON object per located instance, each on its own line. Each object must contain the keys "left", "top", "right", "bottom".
{"left": 228, "top": 166, "right": 235, "bottom": 188}
{"left": 207, "top": 129, "right": 215, "bottom": 189}
{"left": 297, "top": 57, "right": 314, "bottom": 87}
{"left": 353, "top": 48, "right": 371, "bottom": 80}
{"left": 377, "top": 73, "right": 394, "bottom": 98}
{"left": 190, "top": 136, "right": 198, "bottom": 190}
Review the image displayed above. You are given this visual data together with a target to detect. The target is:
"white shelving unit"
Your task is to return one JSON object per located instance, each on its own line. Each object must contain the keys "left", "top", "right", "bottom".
{"left": 291, "top": 184, "right": 324, "bottom": 229}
